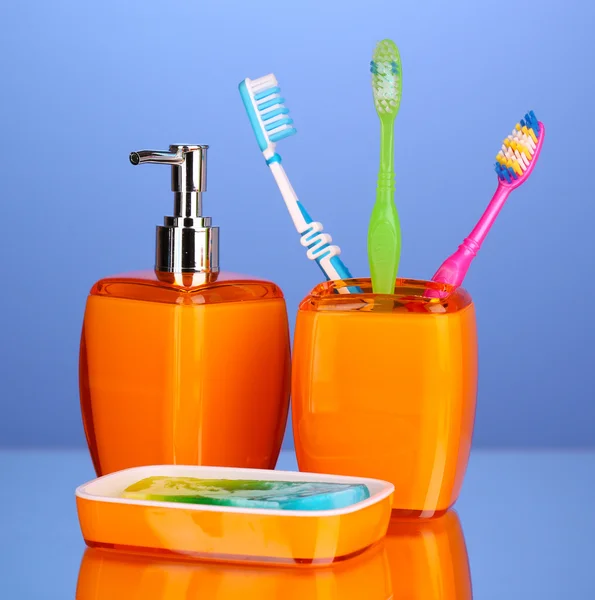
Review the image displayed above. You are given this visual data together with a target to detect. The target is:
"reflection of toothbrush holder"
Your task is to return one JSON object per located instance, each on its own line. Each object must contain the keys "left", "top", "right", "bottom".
{"left": 292, "top": 277, "right": 478, "bottom": 517}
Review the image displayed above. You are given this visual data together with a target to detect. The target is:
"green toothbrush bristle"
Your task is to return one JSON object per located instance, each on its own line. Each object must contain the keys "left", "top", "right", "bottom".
{"left": 371, "top": 39, "right": 402, "bottom": 116}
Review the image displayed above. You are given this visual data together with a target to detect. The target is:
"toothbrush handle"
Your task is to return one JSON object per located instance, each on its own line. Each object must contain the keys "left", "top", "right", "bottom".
{"left": 368, "top": 171, "right": 401, "bottom": 294}
{"left": 268, "top": 161, "right": 309, "bottom": 233}
{"left": 467, "top": 181, "right": 512, "bottom": 249}
{"left": 268, "top": 161, "right": 357, "bottom": 293}
{"left": 432, "top": 182, "right": 511, "bottom": 287}
{"left": 430, "top": 241, "right": 478, "bottom": 288}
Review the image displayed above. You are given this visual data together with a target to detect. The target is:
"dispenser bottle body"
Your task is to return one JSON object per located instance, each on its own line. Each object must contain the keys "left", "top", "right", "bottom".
{"left": 80, "top": 270, "right": 291, "bottom": 476}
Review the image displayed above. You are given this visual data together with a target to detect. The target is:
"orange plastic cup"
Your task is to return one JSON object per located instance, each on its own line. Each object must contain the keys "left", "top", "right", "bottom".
{"left": 292, "top": 278, "right": 478, "bottom": 518}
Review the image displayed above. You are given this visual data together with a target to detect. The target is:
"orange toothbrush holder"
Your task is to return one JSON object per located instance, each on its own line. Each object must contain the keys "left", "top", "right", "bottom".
{"left": 292, "top": 277, "right": 478, "bottom": 518}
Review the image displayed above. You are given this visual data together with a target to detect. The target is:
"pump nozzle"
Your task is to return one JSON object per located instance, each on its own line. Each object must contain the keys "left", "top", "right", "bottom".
{"left": 129, "top": 150, "right": 184, "bottom": 166}
{"left": 129, "top": 144, "right": 218, "bottom": 274}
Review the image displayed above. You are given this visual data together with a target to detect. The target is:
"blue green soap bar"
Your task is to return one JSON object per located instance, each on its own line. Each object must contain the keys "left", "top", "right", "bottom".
{"left": 121, "top": 476, "right": 370, "bottom": 511}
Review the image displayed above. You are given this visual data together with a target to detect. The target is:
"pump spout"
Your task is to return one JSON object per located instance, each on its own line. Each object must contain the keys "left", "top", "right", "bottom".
{"left": 129, "top": 144, "right": 218, "bottom": 274}
{"left": 129, "top": 150, "right": 185, "bottom": 166}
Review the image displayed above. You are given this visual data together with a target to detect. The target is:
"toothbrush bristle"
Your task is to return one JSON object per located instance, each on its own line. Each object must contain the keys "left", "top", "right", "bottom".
{"left": 371, "top": 39, "right": 402, "bottom": 116}
{"left": 494, "top": 110, "right": 542, "bottom": 183}
{"left": 248, "top": 75, "right": 297, "bottom": 144}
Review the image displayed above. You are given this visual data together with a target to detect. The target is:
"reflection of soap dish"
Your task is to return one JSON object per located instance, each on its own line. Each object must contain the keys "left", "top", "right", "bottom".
{"left": 76, "top": 542, "right": 392, "bottom": 600}
{"left": 75, "top": 465, "right": 394, "bottom": 567}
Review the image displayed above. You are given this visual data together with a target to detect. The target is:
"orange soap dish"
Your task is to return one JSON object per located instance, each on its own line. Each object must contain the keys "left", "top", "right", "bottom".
{"left": 75, "top": 465, "right": 394, "bottom": 567}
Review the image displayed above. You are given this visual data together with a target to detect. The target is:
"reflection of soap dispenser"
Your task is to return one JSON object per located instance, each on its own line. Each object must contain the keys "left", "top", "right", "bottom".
{"left": 79, "top": 144, "right": 291, "bottom": 477}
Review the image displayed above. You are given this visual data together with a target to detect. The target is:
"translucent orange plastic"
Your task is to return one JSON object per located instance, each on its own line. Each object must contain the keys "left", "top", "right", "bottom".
{"left": 75, "top": 465, "right": 393, "bottom": 566}
{"left": 292, "top": 278, "right": 478, "bottom": 517}
{"left": 76, "top": 540, "right": 391, "bottom": 599}
{"left": 80, "top": 270, "right": 291, "bottom": 476}
{"left": 384, "top": 510, "right": 472, "bottom": 598}
{"left": 75, "top": 509, "right": 470, "bottom": 599}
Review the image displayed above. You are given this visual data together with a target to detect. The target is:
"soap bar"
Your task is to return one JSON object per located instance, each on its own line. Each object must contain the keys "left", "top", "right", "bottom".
{"left": 121, "top": 476, "right": 370, "bottom": 511}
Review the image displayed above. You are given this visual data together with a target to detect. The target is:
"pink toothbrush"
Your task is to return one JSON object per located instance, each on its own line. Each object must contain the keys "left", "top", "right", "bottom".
{"left": 430, "top": 111, "right": 545, "bottom": 292}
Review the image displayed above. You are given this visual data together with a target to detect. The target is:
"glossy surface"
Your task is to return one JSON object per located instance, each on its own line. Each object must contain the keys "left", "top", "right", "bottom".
{"left": 3, "top": 449, "right": 595, "bottom": 598}
{"left": 76, "top": 537, "right": 392, "bottom": 600}
{"left": 292, "top": 278, "right": 478, "bottom": 517}
{"left": 76, "top": 465, "right": 393, "bottom": 565}
{"left": 75, "top": 511, "right": 469, "bottom": 599}
{"left": 80, "top": 270, "right": 291, "bottom": 476}
{"left": 385, "top": 510, "right": 471, "bottom": 599}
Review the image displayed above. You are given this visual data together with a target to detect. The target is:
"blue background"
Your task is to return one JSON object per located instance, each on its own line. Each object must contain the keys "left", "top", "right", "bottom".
{"left": 0, "top": 0, "right": 592, "bottom": 449}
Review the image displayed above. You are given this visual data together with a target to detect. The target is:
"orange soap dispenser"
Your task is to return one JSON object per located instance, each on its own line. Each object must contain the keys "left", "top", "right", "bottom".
{"left": 79, "top": 144, "right": 291, "bottom": 477}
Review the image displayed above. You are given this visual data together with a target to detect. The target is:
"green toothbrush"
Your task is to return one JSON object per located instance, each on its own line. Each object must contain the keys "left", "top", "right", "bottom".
{"left": 368, "top": 39, "right": 403, "bottom": 294}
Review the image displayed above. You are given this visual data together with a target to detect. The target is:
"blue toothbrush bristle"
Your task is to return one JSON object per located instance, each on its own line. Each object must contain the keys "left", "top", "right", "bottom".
{"left": 265, "top": 117, "right": 293, "bottom": 131}
{"left": 495, "top": 162, "right": 514, "bottom": 183}
{"left": 240, "top": 75, "right": 298, "bottom": 152}
{"left": 254, "top": 83, "right": 297, "bottom": 143}
{"left": 371, "top": 59, "right": 399, "bottom": 76}
{"left": 519, "top": 110, "right": 540, "bottom": 137}
{"left": 269, "top": 128, "right": 297, "bottom": 143}
{"left": 254, "top": 86, "right": 280, "bottom": 101}
{"left": 526, "top": 110, "right": 540, "bottom": 136}
{"left": 258, "top": 96, "right": 285, "bottom": 110}
{"left": 261, "top": 107, "right": 289, "bottom": 121}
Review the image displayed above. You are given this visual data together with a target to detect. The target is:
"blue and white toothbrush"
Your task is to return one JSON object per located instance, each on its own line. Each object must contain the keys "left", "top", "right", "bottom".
{"left": 239, "top": 74, "right": 355, "bottom": 293}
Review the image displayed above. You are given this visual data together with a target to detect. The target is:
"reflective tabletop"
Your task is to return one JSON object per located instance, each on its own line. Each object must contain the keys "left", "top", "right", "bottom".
{"left": 1, "top": 449, "right": 593, "bottom": 598}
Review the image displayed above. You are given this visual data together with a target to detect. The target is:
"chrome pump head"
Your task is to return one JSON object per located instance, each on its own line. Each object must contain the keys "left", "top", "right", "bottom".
{"left": 129, "top": 144, "right": 219, "bottom": 273}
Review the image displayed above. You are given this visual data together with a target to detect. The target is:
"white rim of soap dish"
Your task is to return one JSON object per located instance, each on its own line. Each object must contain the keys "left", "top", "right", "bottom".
{"left": 75, "top": 464, "right": 394, "bottom": 518}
